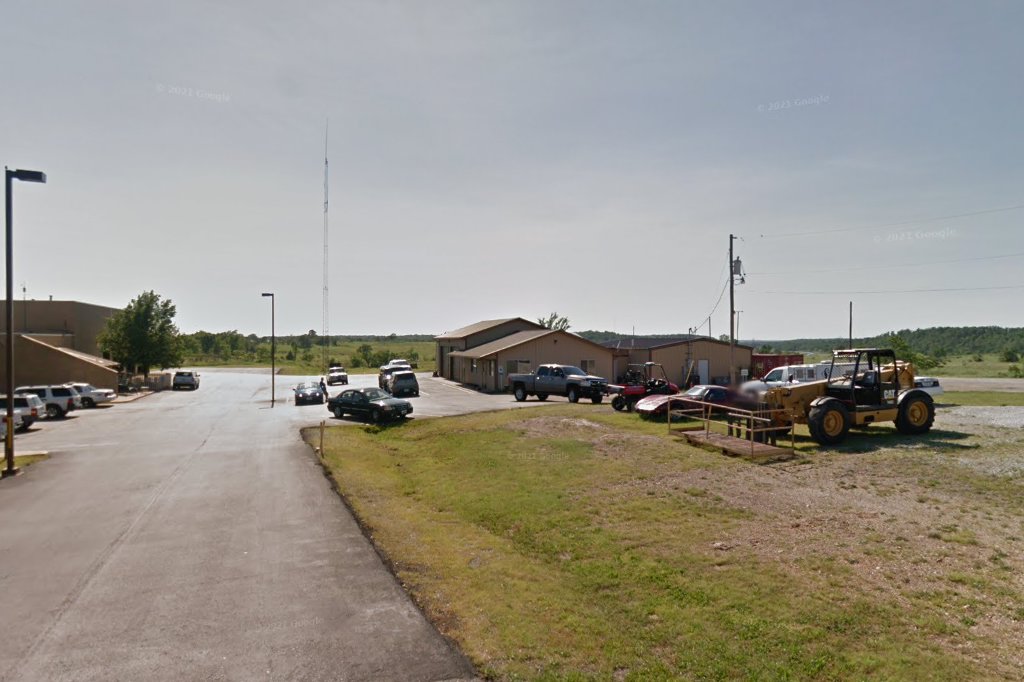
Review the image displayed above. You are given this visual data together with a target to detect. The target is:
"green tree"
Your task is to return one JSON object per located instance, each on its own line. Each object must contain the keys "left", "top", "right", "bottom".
{"left": 98, "top": 290, "right": 182, "bottom": 378}
{"left": 538, "top": 312, "right": 570, "bottom": 331}
{"left": 887, "top": 333, "right": 942, "bottom": 371}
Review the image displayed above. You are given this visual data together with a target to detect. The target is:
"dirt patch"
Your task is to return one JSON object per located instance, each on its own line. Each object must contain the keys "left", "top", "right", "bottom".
{"left": 943, "top": 406, "right": 1024, "bottom": 430}
{"left": 508, "top": 416, "right": 608, "bottom": 439}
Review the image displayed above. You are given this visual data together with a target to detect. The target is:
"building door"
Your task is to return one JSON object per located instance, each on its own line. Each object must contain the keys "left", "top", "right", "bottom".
{"left": 698, "top": 359, "right": 710, "bottom": 385}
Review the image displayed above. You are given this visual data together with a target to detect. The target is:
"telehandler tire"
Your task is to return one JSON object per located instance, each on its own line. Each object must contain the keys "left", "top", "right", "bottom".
{"left": 895, "top": 392, "right": 935, "bottom": 435}
{"left": 808, "top": 398, "right": 851, "bottom": 445}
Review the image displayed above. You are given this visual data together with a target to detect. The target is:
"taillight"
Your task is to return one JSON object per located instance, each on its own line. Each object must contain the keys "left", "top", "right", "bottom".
{"left": 31, "top": 408, "right": 38, "bottom": 417}
{"left": 67, "top": 399, "right": 73, "bottom": 409}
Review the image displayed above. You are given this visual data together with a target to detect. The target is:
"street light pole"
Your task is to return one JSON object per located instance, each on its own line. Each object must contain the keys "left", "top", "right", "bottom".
{"left": 262, "top": 292, "right": 275, "bottom": 407}
{"left": 4, "top": 168, "right": 46, "bottom": 478}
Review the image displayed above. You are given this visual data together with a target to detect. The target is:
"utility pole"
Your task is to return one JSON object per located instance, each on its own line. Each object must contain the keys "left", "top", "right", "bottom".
{"left": 849, "top": 301, "right": 853, "bottom": 349}
{"left": 729, "top": 234, "right": 736, "bottom": 386}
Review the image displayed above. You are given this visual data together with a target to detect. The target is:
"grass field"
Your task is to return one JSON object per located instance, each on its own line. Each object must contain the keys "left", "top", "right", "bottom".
{"left": 937, "top": 354, "right": 1022, "bottom": 378}
{"left": 309, "top": 404, "right": 1024, "bottom": 680}
{"left": 185, "top": 340, "right": 436, "bottom": 376}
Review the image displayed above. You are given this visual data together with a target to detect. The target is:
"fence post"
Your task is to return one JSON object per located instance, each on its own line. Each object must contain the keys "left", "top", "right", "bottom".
{"left": 319, "top": 420, "right": 325, "bottom": 458}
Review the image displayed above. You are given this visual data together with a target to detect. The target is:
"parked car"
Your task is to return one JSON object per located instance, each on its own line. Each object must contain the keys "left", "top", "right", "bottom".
{"left": 65, "top": 382, "right": 116, "bottom": 407}
{"left": 0, "top": 394, "right": 43, "bottom": 430}
{"left": 387, "top": 370, "right": 420, "bottom": 397}
{"left": 293, "top": 380, "right": 325, "bottom": 405}
{"left": 378, "top": 364, "right": 410, "bottom": 389}
{"left": 508, "top": 364, "right": 608, "bottom": 403}
{"left": 14, "top": 385, "right": 81, "bottom": 418}
{"left": 913, "top": 376, "right": 944, "bottom": 397}
{"left": 0, "top": 412, "right": 24, "bottom": 438}
{"left": 327, "top": 387, "right": 413, "bottom": 422}
{"left": 172, "top": 371, "right": 200, "bottom": 390}
{"left": 635, "top": 384, "right": 751, "bottom": 418}
{"left": 326, "top": 365, "right": 348, "bottom": 385}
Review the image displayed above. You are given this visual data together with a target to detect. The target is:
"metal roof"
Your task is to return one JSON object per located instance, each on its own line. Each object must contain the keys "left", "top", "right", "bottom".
{"left": 435, "top": 317, "right": 542, "bottom": 340}
{"left": 601, "top": 335, "right": 754, "bottom": 351}
{"left": 448, "top": 329, "right": 555, "bottom": 359}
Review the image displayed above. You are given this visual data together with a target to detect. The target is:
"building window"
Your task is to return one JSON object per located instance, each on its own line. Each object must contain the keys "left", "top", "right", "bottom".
{"left": 581, "top": 359, "right": 595, "bottom": 373}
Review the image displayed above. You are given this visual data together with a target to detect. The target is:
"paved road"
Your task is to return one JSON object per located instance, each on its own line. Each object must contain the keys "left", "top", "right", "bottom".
{"left": 935, "top": 376, "right": 1024, "bottom": 393}
{"left": 0, "top": 371, "right": 483, "bottom": 681}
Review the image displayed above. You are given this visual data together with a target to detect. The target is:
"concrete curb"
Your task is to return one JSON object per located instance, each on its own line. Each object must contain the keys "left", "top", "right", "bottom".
{"left": 112, "top": 390, "right": 156, "bottom": 404}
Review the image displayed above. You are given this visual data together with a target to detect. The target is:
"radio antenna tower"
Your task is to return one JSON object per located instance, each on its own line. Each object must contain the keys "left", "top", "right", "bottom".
{"left": 321, "top": 119, "right": 330, "bottom": 372}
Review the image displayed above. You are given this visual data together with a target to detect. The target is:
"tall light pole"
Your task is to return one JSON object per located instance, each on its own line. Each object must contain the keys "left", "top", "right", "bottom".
{"left": 261, "top": 292, "right": 275, "bottom": 407}
{"left": 4, "top": 168, "right": 46, "bottom": 478}
{"left": 728, "top": 234, "right": 744, "bottom": 387}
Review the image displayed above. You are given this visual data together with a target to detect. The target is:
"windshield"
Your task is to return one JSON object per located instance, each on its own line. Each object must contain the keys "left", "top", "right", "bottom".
{"left": 684, "top": 386, "right": 705, "bottom": 397}
{"left": 562, "top": 367, "right": 585, "bottom": 376}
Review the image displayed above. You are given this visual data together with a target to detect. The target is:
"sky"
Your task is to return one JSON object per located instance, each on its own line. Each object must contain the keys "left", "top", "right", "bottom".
{"left": 2, "top": 1, "right": 1022, "bottom": 341}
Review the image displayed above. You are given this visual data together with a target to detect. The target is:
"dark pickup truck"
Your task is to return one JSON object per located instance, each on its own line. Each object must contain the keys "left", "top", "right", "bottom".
{"left": 508, "top": 364, "right": 608, "bottom": 404}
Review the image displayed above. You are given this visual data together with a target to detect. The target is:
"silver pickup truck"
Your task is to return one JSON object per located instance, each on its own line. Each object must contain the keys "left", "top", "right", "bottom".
{"left": 508, "top": 364, "right": 608, "bottom": 404}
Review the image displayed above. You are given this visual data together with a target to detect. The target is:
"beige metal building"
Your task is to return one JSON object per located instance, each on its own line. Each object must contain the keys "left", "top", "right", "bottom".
{"left": 447, "top": 328, "right": 614, "bottom": 392}
{"left": 603, "top": 336, "right": 753, "bottom": 387}
{"left": 0, "top": 300, "right": 120, "bottom": 391}
{"left": 435, "top": 318, "right": 544, "bottom": 382}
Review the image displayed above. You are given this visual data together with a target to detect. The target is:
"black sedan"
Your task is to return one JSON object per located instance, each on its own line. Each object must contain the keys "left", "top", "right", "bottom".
{"left": 327, "top": 387, "right": 413, "bottom": 423}
{"left": 293, "top": 381, "right": 325, "bottom": 405}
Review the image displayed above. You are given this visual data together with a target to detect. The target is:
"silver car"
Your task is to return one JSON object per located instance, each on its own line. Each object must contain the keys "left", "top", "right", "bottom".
{"left": 387, "top": 370, "right": 419, "bottom": 397}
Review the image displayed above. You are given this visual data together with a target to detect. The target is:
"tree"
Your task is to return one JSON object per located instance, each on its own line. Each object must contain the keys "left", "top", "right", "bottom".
{"left": 887, "top": 333, "right": 942, "bottom": 371}
{"left": 98, "top": 291, "right": 182, "bottom": 378}
{"left": 538, "top": 312, "right": 570, "bottom": 331}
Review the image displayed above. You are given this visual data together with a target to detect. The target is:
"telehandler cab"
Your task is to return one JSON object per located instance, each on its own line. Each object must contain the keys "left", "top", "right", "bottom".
{"left": 761, "top": 348, "right": 936, "bottom": 446}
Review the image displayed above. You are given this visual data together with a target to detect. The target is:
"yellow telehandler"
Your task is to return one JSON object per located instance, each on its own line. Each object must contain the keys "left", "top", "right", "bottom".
{"left": 760, "top": 348, "right": 935, "bottom": 445}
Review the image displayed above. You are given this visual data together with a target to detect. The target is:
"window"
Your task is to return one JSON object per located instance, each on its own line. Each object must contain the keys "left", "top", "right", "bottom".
{"left": 580, "top": 360, "right": 595, "bottom": 373}
{"left": 538, "top": 366, "right": 550, "bottom": 377}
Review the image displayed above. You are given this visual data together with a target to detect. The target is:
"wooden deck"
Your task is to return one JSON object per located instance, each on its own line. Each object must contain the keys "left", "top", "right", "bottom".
{"left": 680, "top": 430, "right": 794, "bottom": 462}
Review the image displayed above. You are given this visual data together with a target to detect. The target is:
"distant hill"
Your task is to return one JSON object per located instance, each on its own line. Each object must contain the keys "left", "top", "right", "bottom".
{"left": 580, "top": 327, "right": 1024, "bottom": 356}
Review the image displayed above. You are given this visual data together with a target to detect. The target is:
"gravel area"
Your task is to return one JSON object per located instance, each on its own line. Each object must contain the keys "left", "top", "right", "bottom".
{"left": 941, "top": 406, "right": 1024, "bottom": 429}
{"left": 937, "top": 377, "right": 1024, "bottom": 392}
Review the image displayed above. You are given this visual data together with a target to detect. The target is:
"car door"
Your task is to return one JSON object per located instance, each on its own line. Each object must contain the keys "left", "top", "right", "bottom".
{"left": 346, "top": 392, "right": 368, "bottom": 417}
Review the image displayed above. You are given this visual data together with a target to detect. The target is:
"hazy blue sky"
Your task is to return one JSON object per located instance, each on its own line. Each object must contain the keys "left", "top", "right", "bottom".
{"left": 2, "top": 1, "right": 1022, "bottom": 340}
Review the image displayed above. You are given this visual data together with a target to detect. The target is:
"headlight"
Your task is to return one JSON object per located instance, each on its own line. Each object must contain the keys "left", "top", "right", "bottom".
{"left": 580, "top": 380, "right": 591, "bottom": 386}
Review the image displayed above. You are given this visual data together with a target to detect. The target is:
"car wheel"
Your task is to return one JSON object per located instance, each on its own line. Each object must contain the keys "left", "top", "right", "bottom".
{"left": 370, "top": 408, "right": 381, "bottom": 423}
{"left": 591, "top": 395, "right": 603, "bottom": 405}
{"left": 414, "top": 391, "right": 419, "bottom": 397}
{"left": 536, "top": 393, "right": 548, "bottom": 401}
{"left": 567, "top": 386, "right": 579, "bottom": 403}
{"left": 513, "top": 385, "right": 527, "bottom": 402}
{"left": 46, "top": 405, "right": 63, "bottom": 419}
{"left": 82, "top": 397, "right": 95, "bottom": 408}
{"left": 333, "top": 405, "right": 344, "bottom": 418}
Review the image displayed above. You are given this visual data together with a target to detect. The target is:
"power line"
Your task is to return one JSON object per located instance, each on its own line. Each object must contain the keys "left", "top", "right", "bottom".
{"left": 748, "top": 284, "right": 1024, "bottom": 295}
{"left": 747, "top": 250, "right": 1024, "bottom": 276}
{"left": 758, "top": 203, "right": 1024, "bottom": 240}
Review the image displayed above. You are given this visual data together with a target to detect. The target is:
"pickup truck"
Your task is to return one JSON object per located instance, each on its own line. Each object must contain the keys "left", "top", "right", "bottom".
{"left": 508, "top": 364, "right": 608, "bottom": 404}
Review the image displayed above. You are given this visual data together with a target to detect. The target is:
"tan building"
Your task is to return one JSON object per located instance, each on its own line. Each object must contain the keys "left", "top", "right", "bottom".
{"left": 0, "top": 300, "right": 121, "bottom": 391}
{"left": 447, "top": 328, "right": 614, "bottom": 392}
{"left": 435, "top": 318, "right": 544, "bottom": 381}
{"left": 603, "top": 336, "right": 753, "bottom": 387}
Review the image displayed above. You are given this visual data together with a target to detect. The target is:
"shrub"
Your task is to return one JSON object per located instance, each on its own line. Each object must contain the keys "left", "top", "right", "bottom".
{"left": 1008, "top": 365, "right": 1023, "bottom": 378}
{"left": 1000, "top": 349, "right": 1020, "bottom": 363}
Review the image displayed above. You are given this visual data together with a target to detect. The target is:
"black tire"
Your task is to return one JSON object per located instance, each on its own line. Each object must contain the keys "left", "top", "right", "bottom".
{"left": 626, "top": 399, "right": 635, "bottom": 412}
{"left": 611, "top": 395, "right": 626, "bottom": 411}
{"left": 536, "top": 393, "right": 548, "bottom": 401}
{"left": 414, "top": 391, "right": 419, "bottom": 397}
{"left": 567, "top": 386, "right": 580, "bottom": 403}
{"left": 370, "top": 408, "right": 381, "bottom": 424}
{"left": 333, "top": 405, "right": 344, "bottom": 418}
{"left": 895, "top": 392, "right": 935, "bottom": 435}
{"left": 808, "top": 399, "right": 851, "bottom": 445}
{"left": 513, "top": 385, "right": 527, "bottom": 402}
{"left": 591, "top": 395, "right": 603, "bottom": 405}
{"left": 82, "top": 397, "right": 95, "bottom": 408}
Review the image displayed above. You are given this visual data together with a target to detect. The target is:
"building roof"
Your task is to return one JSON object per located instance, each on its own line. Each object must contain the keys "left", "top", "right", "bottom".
{"left": 601, "top": 335, "right": 754, "bottom": 351}
{"left": 435, "top": 317, "right": 543, "bottom": 340}
{"left": 448, "top": 329, "right": 554, "bottom": 359}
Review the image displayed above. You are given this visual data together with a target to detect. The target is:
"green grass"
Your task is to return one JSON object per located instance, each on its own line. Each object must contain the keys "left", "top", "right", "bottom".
{"left": 937, "top": 354, "right": 1022, "bottom": 378}
{"left": 13, "top": 453, "right": 49, "bottom": 468}
{"left": 185, "top": 339, "right": 436, "bottom": 376}
{"left": 939, "top": 391, "right": 1024, "bottom": 406}
{"left": 309, "top": 406, "right": 989, "bottom": 680}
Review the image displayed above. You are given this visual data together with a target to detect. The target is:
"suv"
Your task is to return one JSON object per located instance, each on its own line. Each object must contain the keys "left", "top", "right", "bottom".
{"left": 387, "top": 370, "right": 419, "bottom": 397}
{"left": 0, "top": 394, "right": 44, "bottom": 430}
{"left": 65, "top": 382, "right": 116, "bottom": 407}
{"left": 327, "top": 365, "right": 348, "bottom": 385}
{"left": 15, "top": 385, "right": 81, "bottom": 418}
{"left": 172, "top": 371, "right": 200, "bottom": 390}
{"left": 378, "top": 363, "right": 410, "bottom": 389}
